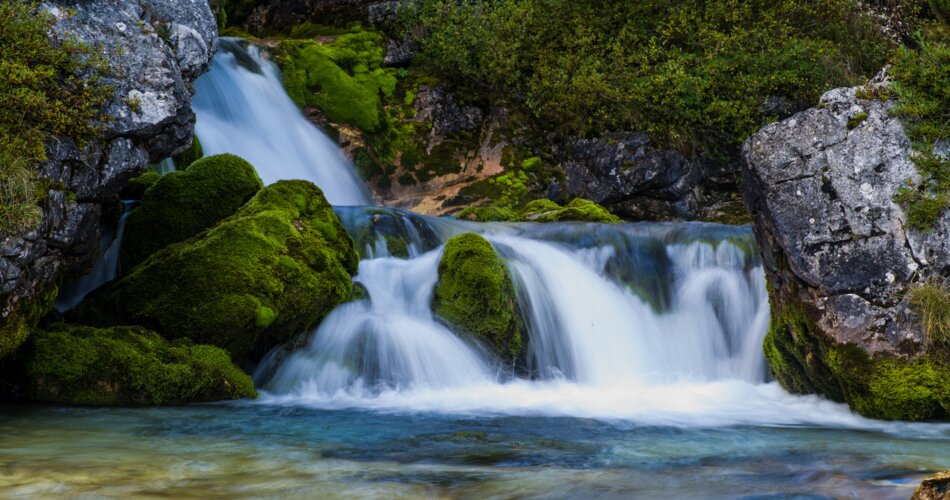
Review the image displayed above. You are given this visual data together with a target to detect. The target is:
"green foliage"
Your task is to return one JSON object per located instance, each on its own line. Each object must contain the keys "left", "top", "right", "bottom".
{"left": 405, "top": 0, "right": 888, "bottom": 156}
{"left": 847, "top": 112, "right": 869, "bottom": 129}
{"left": 173, "top": 135, "right": 204, "bottom": 170}
{"left": 120, "top": 170, "right": 161, "bottom": 200}
{"left": 458, "top": 198, "right": 621, "bottom": 223}
{"left": 275, "top": 29, "right": 393, "bottom": 132}
{"left": 0, "top": 286, "right": 56, "bottom": 360}
{"left": 120, "top": 154, "right": 264, "bottom": 271}
{"left": 72, "top": 181, "right": 359, "bottom": 362}
{"left": 0, "top": 1, "right": 110, "bottom": 235}
{"left": 24, "top": 324, "right": 256, "bottom": 405}
{"left": 766, "top": 298, "right": 950, "bottom": 420}
{"left": 434, "top": 233, "right": 523, "bottom": 363}
{"left": 890, "top": 25, "right": 950, "bottom": 230}
{"left": 909, "top": 279, "right": 950, "bottom": 346}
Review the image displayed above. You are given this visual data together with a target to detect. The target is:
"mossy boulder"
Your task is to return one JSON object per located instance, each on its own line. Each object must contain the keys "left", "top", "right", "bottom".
{"left": 766, "top": 300, "right": 950, "bottom": 421}
{"left": 73, "top": 180, "right": 359, "bottom": 361}
{"left": 22, "top": 324, "right": 255, "bottom": 406}
{"left": 433, "top": 233, "right": 523, "bottom": 363}
{"left": 119, "top": 170, "right": 161, "bottom": 200}
{"left": 457, "top": 198, "right": 621, "bottom": 223}
{"left": 120, "top": 154, "right": 264, "bottom": 271}
{"left": 0, "top": 287, "right": 57, "bottom": 360}
{"left": 173, "top": 134, "right": 204, "bottom": 170}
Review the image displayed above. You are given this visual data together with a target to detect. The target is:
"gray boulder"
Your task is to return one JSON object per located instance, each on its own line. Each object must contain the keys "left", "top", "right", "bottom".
{"left": 742, "top": 71, "right": 950, "bottom": 420}
{"left": 1, "top": 0, "right": 217, "bottom": 358}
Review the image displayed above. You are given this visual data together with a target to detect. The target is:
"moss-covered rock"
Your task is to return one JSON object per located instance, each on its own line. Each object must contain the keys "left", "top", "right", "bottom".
{"left": 73, "top": 180, "right": 359, "bottom": 361}
{"left": 276, "top": 33, "right": 388, "bottom": 132}
{"left": 457, "top": 198, "right": 621, "bottom": 223}
{"left": 0, "top": 287, "right": 57, "bottom": 360}
{"left": 120, "top": 154, "right": 264, "bottom": 271}
{"left": 766, "top": 299, "right": 950, "bottom": 421}
{"left": 173, "top": 134, "right": 204, "bottom": 170}
{"left": 22, "top": 324, "right": 255, "bottom": 406}
{"left": 120, "top": 170, "right": 161, "bottom": 200}
{"left": 433, "top": 233, "right": 522, "bottom": 363}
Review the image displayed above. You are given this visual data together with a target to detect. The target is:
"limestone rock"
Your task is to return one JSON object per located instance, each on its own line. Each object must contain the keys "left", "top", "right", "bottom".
{"left": 0, "top": 0, "right": 217, "bottom": 359}
{"left": 742, "top": 71, "right": 950, "bottom": 420}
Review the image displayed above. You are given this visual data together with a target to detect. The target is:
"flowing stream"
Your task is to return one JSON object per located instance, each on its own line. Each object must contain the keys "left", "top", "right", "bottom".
{"left": 192, "top": 39, "right": 370, "bottom": 206}
{"left": 28, "top": 40, "right": 950, "bottom": 498}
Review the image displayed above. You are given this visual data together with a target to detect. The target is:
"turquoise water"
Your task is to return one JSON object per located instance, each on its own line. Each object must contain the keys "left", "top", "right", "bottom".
{"left": 2, "top": 404, "right": 947, "bottom": 498}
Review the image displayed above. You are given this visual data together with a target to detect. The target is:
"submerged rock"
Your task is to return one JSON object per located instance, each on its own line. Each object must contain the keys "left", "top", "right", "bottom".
{"left": 913, "top": 471, "right": 950, "bottom": 500}
{"left": 21, "top": 324, "right": 255, "bottom": 406}
{"left": 742, "top": 72, "right": 950, "bottom": 420}
{"left": 73, "top": 181, "right": 359, "bottom": 362}
{"left": 120, "top": 154, "right": 264, "bottom": 271}
{"left": 433, "top": 233, "right": 523, "bottom": 364}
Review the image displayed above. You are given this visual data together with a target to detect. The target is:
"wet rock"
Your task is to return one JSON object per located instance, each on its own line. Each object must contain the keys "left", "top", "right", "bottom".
{"left": 913, "top": 471, "right": 950, "bottom": 500}
{"left": 559, "top": 133, "right": 702, "bottom": 220}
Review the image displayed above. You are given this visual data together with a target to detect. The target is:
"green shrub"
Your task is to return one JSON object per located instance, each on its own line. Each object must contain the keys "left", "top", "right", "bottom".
{"left": 120, "top": 154, "right": 264, "bottom": 271}
{"left": 0, "top": 1, "right": 110, "bottom": 235}
{"left": 24, "top": 324, "right": 256, "bottom": 405}
{"left": 891, "top": 25, "right": 950, "bottom": 230}
{"left": 404, "top": 0, "right": 888, "bottom": 157}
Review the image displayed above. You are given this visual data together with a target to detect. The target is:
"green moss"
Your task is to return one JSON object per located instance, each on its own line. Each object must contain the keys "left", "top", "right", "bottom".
{"left": 384, "top": 234, "right": 410, "bottom": 258}
{"left": 766, "top": 298, "right": 950, "bottom": 421}
{"left": 173, "top": 135, "right": 204, "bottom": 170}
{"left": 433, "top": 233, "right": 523, "bottom": 363}
{"left": 846, "top": 112, "right": 869, "bottom": 129}
{"left": 120, "top": 154, "right": 264, "bottom": 271}
{"left": 529, "top": 198, "right": 622, "bottom": 223}
{"left": 275, "top": 30, "right": 394, "bottom": 132}
{"left": 73, "top": 180, "right": 359, "bottom": 362}
{"left": 458, "top": 198, "right": 621, "bottom": 223}
{"left": 120, "top": 170, "right": 160, "bottom": 200}
{"left": 456, "top": 205, "right": 519, "bottom": 222}
{"left": 0, "top": 286, "right": 57, "bottom": 360}
{"left": 23, "top": 324, "right": 256, "bottom": 406}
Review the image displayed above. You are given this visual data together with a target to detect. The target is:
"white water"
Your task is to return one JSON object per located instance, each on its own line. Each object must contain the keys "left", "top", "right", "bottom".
{"left": 54, "top": 203, "right": 133, "bottom": 312}
{"left": 255, "top": 214, "right": 892, "bottom": 429}
{"left": 193, "top": 39, "right": 369, "bottom": 205}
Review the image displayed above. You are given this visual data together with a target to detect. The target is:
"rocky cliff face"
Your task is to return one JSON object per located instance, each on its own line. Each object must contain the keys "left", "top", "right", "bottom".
{"left": 742, "top": 71, "right": 950, "bottom": 420}
{"left": 0, "top": 0, "right": 217, "bottom": 358}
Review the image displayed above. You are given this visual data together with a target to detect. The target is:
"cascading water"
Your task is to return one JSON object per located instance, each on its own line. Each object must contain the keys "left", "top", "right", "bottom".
{"left": 54, "top": 202, "right": 134, "bottom": 312}
{"left": 257, "top": 211, "right": 869, "bottom": 427}
{"left": 192, "top": 39, "right": 370, "bottom": 205}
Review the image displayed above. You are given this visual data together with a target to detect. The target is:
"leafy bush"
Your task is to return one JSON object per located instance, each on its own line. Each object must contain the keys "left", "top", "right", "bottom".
{"left": 0, "top": 1, "right": 110, "bottom": 235}
{"left": 404, "top": 0, "right": 889, "bottom": 156}
{"left": 891, "top": 24, "right": 950, "bottom": 230}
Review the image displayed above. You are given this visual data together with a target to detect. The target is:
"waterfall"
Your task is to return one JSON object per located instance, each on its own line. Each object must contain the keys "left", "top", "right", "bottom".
{"left": 54, "top": 202, "right": 134, "bottom": 312}
{"left": 251, "top": 212, "right": 855, "bottom": 427}
{"left": 192, "top": 39, "right": 370, "bottom": 206}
